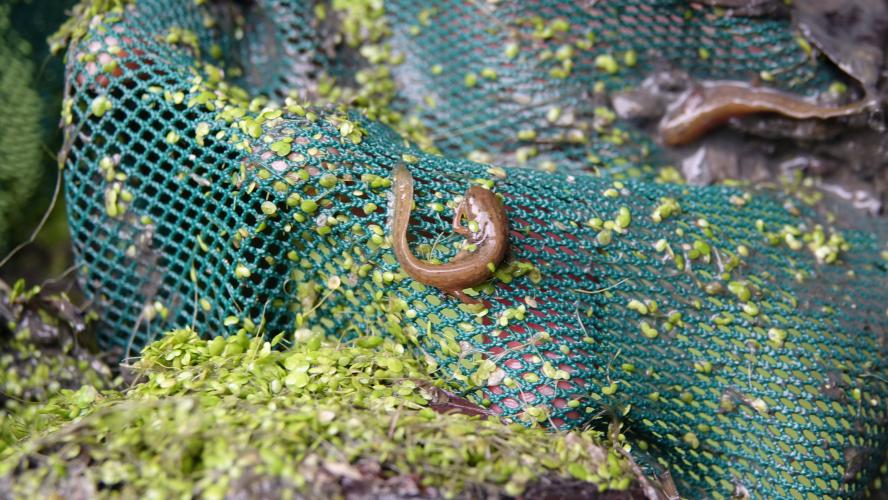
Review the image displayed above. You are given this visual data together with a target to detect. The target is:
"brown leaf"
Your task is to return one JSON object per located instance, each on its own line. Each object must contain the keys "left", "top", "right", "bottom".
{"left": 413, "top": 379, "right": 499, "bottom": 418}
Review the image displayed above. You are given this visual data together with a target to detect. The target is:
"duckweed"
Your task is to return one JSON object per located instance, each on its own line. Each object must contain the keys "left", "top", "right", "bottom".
{"left": 0, "top": 329, "right": 640, "bottom": 498}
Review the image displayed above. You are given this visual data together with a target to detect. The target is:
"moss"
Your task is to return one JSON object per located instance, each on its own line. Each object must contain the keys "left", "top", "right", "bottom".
{"left": 0, "top": 328, "right": 643, "bottom": 498}
{"left": 0, "top": 279, "right": 119, "bottom": 447}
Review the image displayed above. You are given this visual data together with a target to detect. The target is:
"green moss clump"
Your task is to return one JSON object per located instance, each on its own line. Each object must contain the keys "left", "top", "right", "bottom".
{"left": 0, "top": 328, "right": 640, "bottom": 498}
{"left": 0, "top": 279, "right": 118, "bottom": 447}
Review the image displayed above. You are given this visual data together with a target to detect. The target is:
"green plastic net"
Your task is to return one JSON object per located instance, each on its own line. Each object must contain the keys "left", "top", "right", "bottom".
{"left": 57, "top": 0, "right": 886, "bottom": 497}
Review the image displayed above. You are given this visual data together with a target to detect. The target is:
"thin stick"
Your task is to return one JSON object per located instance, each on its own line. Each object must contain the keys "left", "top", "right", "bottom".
{"left": 572, "top": 277, "right": 628, "bottom": 295}
{"left": 0, "top": 167, "right": 63, "bottom": 270}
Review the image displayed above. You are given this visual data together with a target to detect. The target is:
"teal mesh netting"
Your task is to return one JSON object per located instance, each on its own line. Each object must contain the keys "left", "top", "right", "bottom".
{"left": 58, "top": 0, "right": 886, "bottom": 497}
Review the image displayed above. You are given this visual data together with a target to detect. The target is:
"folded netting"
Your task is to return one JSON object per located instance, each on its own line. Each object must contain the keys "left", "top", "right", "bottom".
{"left": 58, "top": 0, "right": 887, "bottom": 498}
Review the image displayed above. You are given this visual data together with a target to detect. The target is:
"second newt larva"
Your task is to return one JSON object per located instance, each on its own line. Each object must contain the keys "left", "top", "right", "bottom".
{"left": 659, "top": 80, "right": 870, "bottom": 145}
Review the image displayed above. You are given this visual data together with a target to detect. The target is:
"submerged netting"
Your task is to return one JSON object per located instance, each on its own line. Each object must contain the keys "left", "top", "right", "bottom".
{"left": 58, "top": 0, "right": 886, "bottom": 497}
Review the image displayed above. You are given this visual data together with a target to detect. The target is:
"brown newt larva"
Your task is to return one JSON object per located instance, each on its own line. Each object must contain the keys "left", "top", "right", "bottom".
{"left": 659, "top": 81, "right": 869, "bottom": 146}
{"left": 390, "top": 164, "right": 509, "bottom": 305}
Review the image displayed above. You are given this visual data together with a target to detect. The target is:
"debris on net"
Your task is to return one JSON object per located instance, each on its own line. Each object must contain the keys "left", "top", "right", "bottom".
{"left": 0, "top": 327, "right": 658, "bottom": 499}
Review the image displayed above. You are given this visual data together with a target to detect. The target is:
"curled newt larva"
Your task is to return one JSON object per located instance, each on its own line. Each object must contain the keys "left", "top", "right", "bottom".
{"left": 390, "top": 164, "right": 509, "bottom": 305}
{"left": 658, "top": 81, "right": 870, "bottom": 146}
